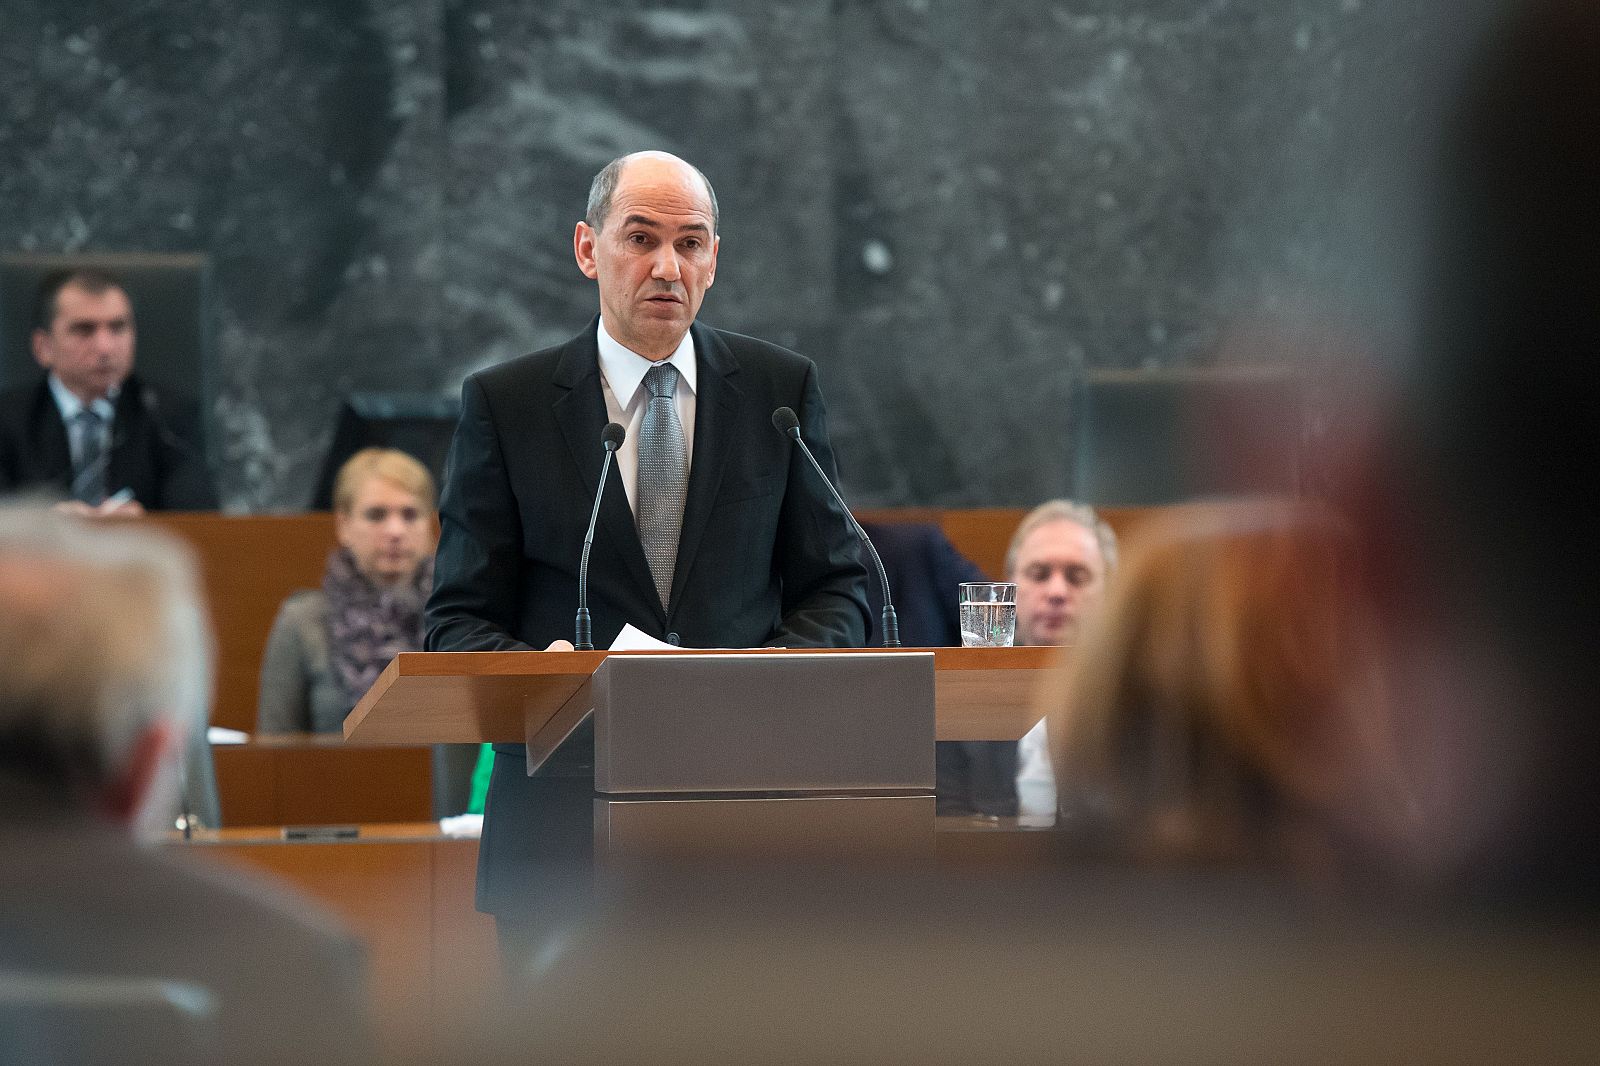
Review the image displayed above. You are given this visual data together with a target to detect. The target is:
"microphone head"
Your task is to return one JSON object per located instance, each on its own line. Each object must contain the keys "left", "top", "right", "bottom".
{"left": 771, "top": 407, "right": 801, "bottom": 437}
{"left": 600, "top": 422, "right": 626, "bottom": 451}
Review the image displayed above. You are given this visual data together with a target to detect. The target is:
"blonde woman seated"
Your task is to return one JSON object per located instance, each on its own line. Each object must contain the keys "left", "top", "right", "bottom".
{"left": 1039, "top": 501, "right": 1417, "bottom": 886}
{"left": 257, "top": 448, "right": 437, "bottom": 734}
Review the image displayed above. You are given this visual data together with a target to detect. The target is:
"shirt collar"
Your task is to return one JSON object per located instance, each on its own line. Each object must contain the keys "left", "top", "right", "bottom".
{"left": 596, "top": 318, "right": 698, "bottom": 409}
{"left": 47, "top": 374, "right": 117, "bottom": 422}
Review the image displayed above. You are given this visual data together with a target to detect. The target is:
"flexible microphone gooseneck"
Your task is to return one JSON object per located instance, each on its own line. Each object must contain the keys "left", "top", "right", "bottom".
{"left": 140, "top": 385, "right": 215, "bottom": 507}
{"left": 575, "top": 422, "right": 627, "bottom": 650}
{"left": 140, "top": 386, "right": 198, "bottom": 458}
{"left": 771, "top": 407, "right": 900, "bottom": 648}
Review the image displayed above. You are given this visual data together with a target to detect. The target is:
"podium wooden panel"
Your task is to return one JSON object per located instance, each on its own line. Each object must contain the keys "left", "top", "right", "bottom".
{"left": 345, "top": 646, "right": 1058, "bottom": 747}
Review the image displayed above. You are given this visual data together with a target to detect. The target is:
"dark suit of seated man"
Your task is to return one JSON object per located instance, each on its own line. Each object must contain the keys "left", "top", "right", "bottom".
{"left": 0, "top": 268, "right": 215, "bottom": 512}
{"left": 0, "top": 507, "right": 366, "bottom": 1065}
{"left": 424, "top": 151, "right": 869, "bottom": 960}
{"left": 858, "top": 520, "right": 1020, "bottom": 816}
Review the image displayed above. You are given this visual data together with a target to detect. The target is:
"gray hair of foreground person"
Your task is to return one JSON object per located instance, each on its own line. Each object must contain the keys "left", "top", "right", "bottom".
{"left": 0, "top": 506, "right": 212, "bottom": 810}
{"left": 1004, "top": 499, "right": 1120, "bottom": 579}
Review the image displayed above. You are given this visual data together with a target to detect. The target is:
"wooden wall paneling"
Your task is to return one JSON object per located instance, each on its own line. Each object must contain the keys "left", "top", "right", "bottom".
{"left": 148, "top": 513, "right": 336, "bottom": 733}
{"left": 211, "top": 745, "right": 278, "bottom": 827}
{"left": 272, "top": 747, "right": 435, "bottom": 825}
{"left": 212, "top": 740, "right": 434, "bottom": 827}
{"left": 935, "top": 507, "right": 1027, "bottom": 579}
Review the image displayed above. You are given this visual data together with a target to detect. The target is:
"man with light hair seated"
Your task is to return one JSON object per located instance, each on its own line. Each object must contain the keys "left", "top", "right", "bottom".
{"left": 1005, "top": 500, "right": 1118, "bottom": 821}
{"left": 0, "top": 506, "right": 367, "bottom": 1065}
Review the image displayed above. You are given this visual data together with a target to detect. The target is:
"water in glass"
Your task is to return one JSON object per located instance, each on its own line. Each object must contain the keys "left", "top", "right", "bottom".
{"left": 960, "top": 599, "right": 1016, "bottom": 647}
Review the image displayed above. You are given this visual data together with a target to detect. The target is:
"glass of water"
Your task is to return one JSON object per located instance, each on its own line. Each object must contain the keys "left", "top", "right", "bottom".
{"left": 958, "top": 582, "right": 1018, "bottom": 647}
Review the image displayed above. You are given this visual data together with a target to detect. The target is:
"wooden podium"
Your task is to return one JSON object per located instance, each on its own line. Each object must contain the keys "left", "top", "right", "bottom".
{"left": 344, "top": 646, "right": 1060, "bottom": 753}
{"left": 346, "top": 645, "right": 1058, "bottom": 867}
{"left": 344, "top": 646, "right": 1059, "bottom": 883}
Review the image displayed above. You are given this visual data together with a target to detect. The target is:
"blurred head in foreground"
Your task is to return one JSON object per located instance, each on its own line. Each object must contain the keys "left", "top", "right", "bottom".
{"left": 1341, "top": 0, "right": 1600, "bottom": 903}
{"left": 0, "top": 505, "right": 211, "bottom": 835}
{"left": 1042, "top": 501, "right": 1415, "bottom": 885}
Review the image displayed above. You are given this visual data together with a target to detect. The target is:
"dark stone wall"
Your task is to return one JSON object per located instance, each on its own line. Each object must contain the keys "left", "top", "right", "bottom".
{"left": 1, "top": 0, "right": 1466, "bottom": 510}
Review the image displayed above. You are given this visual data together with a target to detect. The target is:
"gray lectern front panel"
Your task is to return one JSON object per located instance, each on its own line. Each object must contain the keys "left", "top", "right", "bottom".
{"left": 592, "top": 652, "right": 935, "bottom": 794}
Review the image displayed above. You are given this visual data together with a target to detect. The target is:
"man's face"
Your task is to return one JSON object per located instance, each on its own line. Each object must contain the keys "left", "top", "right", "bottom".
{"left": 1011, "top": 519, "right": 1108, "bottom": 646}
{"left": 31, "top": 283, "right": 136, "bottom": 404}
{"left": 335, "top": 476, "right": 437, "bottom": 587}
{"left": 574, "top": 155, "right": 719, "bottom": 360}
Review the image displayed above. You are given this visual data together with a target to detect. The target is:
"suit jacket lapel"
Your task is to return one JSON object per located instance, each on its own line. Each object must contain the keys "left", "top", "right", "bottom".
{"left": 668, "top": 322, "right": 739, "bottom": 619}
{"left": 29, "top": 379, "right": 73, "bottom": 487}
{"left": 105, "top": 377, "right": 144, "bottom": 497}
{"left": 551, "top": 322, "right": 663, "bottom": 625}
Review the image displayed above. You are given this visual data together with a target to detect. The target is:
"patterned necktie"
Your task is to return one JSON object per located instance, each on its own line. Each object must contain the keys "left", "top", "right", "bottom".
{"left": 637, "top": 362, "right": 687, "bottom": 611}
{"left": 71, "top": 408, "right": 108, "bottom": 505}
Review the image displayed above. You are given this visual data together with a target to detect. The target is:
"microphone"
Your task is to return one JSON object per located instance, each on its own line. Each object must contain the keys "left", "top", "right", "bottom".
{"left": 771, "top": 407, "right": 900, "bottom": 648}
{"left": 575, "top": 422, "right": 627, "bottom": 650}
{"left": 141, "top": 384, "right": 217, "bottom": 510}
{"left": 140, "top": 385, "right": 205, "bottom": 460}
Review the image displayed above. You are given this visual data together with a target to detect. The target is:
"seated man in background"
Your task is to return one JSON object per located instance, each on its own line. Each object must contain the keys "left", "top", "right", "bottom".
{"left": 857, "top": 519, "right": 1013, "bottom": 816}
{"left": 0, "top": 268, "right": 215, "bottom": 513}
{"left": 257, "top": 447, "right": 437, "bottom": 734}
{"left": 1007, "top": 500, "right": 1117, "bottom": 821}
{"left": 0, "top": 507, "right": 366, "bottom": 1064}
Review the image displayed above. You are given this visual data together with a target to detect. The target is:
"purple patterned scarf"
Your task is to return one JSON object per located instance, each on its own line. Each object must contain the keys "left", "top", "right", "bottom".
{"left": 324, "top": 547, "right": 433, "bottom": 711}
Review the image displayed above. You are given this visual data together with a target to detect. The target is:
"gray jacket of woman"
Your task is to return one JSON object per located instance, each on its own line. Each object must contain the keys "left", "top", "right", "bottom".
{"left": 256, "top": 589, "right": 347, "bottom": 734}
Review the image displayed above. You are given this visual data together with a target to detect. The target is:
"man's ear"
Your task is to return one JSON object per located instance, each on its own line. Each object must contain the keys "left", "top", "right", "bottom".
{"left": 574, "top": 221, "right": 600, "bottom": 279}
{"left": 101, "top": 719, "right": 179, "bottom": 829}
{"left": 31, "top": 328, "right": 53, "bottom": 370}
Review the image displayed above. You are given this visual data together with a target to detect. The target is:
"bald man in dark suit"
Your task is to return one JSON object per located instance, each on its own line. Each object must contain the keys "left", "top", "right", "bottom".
{"left": 425, "top": 152, "right": 869, "bottom": 946}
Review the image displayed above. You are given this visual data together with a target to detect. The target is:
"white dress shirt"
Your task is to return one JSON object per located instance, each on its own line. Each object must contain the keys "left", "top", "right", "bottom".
{"left": 595, "top": 317, "right": 698, "bottom": 516}
{"left": 1016, "top": 718, "right": 1058, "bottom": 824}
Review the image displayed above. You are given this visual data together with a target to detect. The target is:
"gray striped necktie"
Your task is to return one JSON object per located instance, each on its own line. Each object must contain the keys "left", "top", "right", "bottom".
{"left": 71, "top": 408, "right": 109, "bottom": 505}
{"left": 637, "top": 362, "right": 687, "bottom": 610}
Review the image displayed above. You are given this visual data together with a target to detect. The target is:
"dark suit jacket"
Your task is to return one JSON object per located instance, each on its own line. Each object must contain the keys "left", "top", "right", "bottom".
{"left": 0, "top": 775, "right": 368, "bottom": 1065}
{"left": 0, "top": 374, "right": 216, "bottom": 509}
{"left": 424, "top": 318, "right": 870, "bottom": 916}
{"left": 858, "top": 521, "right": 990, "bottom": 647}
{"left": 859, "top": 521, "right": 1020, "bottom": 816}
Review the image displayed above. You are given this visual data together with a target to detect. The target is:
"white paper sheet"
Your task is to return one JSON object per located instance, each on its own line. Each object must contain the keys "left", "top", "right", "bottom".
{"left": 608, "top": 623, "right": 682, "bottom": 651}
